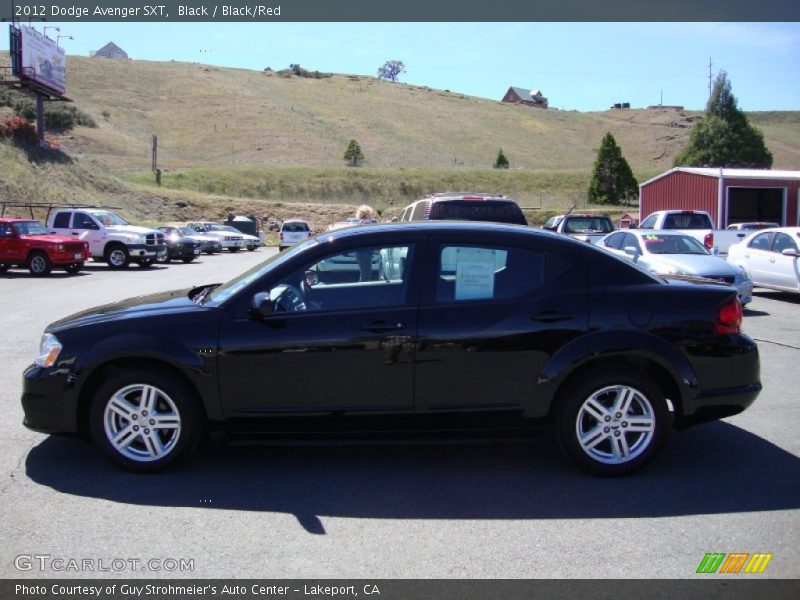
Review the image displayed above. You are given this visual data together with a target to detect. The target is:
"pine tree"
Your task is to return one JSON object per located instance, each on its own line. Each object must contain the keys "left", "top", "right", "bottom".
{"left": 343, "top": 139, "right": 365, "bottom": 167}
{"left": 587, "top": 133, "right": 638, "bottom": 205}
{"left": 674, "top": 71, "right": 772, "bottom": 168}
{"left": 493, "top": 148, "right": 510, "bottom": 169}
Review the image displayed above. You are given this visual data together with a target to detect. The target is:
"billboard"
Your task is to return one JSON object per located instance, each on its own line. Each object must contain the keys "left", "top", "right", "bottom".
{"left": 12, "top": 26, "right": 66, "bottom": 96}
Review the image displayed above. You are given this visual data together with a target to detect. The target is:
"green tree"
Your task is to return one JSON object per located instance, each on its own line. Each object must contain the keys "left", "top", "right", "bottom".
{"left": 674, "top": 71, "right": 772, "bottom": 168}
{"left": 377, "top": 60, "right": 406, "bottom": 82}
{"left": 493, "top": 148, "right": 510, "bottom": 169}
{"left": 588, "top": 133, "right": 638, "bottom": 205}
{"left": 343, "top": 139, "right": 365, "bottom": 167}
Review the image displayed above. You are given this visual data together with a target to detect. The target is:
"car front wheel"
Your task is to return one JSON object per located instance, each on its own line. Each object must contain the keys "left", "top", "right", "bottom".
{"left": 556, "top": 370, "right": 668, "bottom": 476}
{"left": 90, "top": 368, "right": 203, "bottom": 471}
{"left": 28, "top": 251, "right": 52, "bottom": 276}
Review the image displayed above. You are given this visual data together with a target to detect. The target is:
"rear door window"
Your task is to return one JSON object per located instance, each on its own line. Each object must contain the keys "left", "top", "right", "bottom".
{"left": 603, "top": 232, "right": 625, "bottom": 250}
{"left": 436, "top": 245, "right": 545, "bottom": 303}
{"left": 411, "top": 201, "right": 429, "bottom": 221}
{"left": 52, "top": 212, "right": 71, "bottom": 229}
{"left": 749, "top": 232, "right": 772, "bottom": 251}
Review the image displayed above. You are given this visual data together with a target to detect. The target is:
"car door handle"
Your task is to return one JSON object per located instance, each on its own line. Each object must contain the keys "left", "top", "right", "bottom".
{"left": 532, "top": 311, "right": 575, "bottom": 323}
{"left": 71, "top": 232, "right": 79, "bottom": 236}
{"left": 362, "top": 321, "right": 405, "bottom": 333}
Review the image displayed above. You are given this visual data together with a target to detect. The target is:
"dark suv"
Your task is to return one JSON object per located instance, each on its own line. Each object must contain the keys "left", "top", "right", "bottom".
{"left": 22, "top": 222, "right": 760, "bottom": 475}
{"left": 400, "top": 193, "right": 528, "bottom": 225}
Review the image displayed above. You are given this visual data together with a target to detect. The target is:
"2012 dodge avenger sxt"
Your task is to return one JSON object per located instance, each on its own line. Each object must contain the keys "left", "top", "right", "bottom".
{"left": 22, "top": 222, "right": 761, "bottom": 475}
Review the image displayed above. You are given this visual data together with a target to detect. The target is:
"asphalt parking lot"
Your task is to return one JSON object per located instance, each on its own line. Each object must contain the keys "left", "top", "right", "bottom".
{"left": 0, "top": 251, "right": 798, "bottom": 579}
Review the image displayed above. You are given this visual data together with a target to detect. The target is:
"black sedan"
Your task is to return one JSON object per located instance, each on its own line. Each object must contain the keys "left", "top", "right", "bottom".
{"left": 22, "top": 222, "right": 761, "bottom": 475}
{"left": 156, "top": 227, "right": 202, "bottom": 263}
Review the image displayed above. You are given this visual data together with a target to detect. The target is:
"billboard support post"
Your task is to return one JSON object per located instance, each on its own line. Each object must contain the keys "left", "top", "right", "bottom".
{"left": 36, "top": 94, "right": 44, "bottom": 142}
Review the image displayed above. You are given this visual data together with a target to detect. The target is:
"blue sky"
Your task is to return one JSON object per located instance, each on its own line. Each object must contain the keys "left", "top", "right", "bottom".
{"left": 5, "top": 22, "right": 799, "bottom": 111}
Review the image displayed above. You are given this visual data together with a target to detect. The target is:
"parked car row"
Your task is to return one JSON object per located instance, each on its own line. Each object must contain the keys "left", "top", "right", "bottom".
{"left": 0, "top": 208, "right": 264, "bottom": 277}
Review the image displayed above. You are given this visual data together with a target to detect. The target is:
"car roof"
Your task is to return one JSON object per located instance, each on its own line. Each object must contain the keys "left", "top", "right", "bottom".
{"left": 314, "top": 220, "right": 561, "bottom": 242}
{"left": 283, "top": 219, "right": 310, "bottom": 224}
{"left": 0, "top": 217, "right": 37, "bottom": 223}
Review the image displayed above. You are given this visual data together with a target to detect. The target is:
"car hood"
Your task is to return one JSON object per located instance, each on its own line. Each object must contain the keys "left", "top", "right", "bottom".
{"left": 20, "top": 234, "right": 86, "bottom": 245}
{"left": 106, "top": 225, "right": 160, "bottom": 235}
{"left": 47, "top": 288, "right": 207, "bottom": 332}
{"left": 643, "top": 254, "right": 737, "bottom": 276}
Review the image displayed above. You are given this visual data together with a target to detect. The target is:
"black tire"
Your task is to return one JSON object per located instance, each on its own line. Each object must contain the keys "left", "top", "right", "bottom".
{"left": 181, "top": 257, "right": 195, "bottom": 263}
{"left": 137, "top": 258, "right": 156, "bottom": 268}
{"left": 228, "top": 247, "right": 240, "bottom": 253}
{"left": 27, "top": 250, "right": 52, "bottom": 276}
{"left": 104, "top": 244, "right": 130, "bottom": 269}
{"left": 65, "top": 262, "right": 83, "bottom": 274}
{"left": 247, "top": 245, "right": 256, "bottom": 252}
{"left": 0, "top": 264, "right": 9, "bottom": 273}
{"left": 89, "top": 367, "right": 204, "bottom": 472}
{"left": 555, "top": 369, "right": 668, "bottom": 476}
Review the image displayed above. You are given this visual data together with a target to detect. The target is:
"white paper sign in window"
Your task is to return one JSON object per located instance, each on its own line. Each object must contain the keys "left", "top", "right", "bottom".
{"left": 453, "top": 247, "right": 500, "bottom": 300}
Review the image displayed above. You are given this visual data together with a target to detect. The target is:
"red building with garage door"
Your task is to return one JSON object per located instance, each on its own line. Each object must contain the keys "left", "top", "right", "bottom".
{"left": 639, "top": 168, "right": 800, "bottom": 228}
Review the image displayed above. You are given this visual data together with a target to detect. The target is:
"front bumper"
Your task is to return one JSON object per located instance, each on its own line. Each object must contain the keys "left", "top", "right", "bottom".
{"left": 49, "top": 249, "right": 91, "bottom": 265}
{"left": 126, "top": 243, "right": 167, "bottom": 259}
{"left": 167, "top": 244, "right": 201, "bottom": 259}
{"left": 222, "top": 239, "right": 246, "bottom": 249}
{"left": 21, "top": 364, "right": 80, "bottom": 434}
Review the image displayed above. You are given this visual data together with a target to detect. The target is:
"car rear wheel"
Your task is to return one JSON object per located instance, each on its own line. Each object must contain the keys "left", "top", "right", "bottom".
{"left": 28, "top": 251, "right": 52, "bottom": 276}
{"left": 228, "top": 247, "right": 240, "bottom": 253}
{"left": 556, "top": 370, "right": 668, "bottom": 476}
{"left": 0, "top": 264, "right": 9, "bottom": 273}
{"left": 105, "top": 244, "right": 130, "bottom": 269}
{"left": 137, "top": 258, "right": 155, "bottom": 268}
{"left": 90, "top": 368, "right": 203, "bottom": 471}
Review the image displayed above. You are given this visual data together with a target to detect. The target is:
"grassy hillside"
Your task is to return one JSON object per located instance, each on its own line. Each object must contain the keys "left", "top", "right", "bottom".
{"left": 0, "top": 53, "right": 792, "bottom": 173}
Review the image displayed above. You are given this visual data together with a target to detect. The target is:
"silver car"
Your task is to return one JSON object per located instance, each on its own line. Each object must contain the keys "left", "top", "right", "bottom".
{"left": 599, "top": 230, "right": 753, "bottom": 306}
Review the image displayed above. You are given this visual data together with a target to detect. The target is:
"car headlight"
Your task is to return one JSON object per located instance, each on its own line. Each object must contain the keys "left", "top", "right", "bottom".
{"left": 35, "top": 333, "right": 62, "bottom": 368}
{"left": 56, "top": 244, "right": 65, "bottom": 252}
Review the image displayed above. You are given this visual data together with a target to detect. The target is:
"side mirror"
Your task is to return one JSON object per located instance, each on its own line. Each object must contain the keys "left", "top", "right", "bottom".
{"left": 781, "top": 248, "right": 799, "bottom": 257}
{"left": 623, "top": 246, "right": 640, "bottom": 258}
{"left": 250, "top": 292, "right": 273, "bottom": 318}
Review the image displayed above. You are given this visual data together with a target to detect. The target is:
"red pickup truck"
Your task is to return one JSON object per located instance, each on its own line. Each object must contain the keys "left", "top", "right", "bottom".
{"left": 0, "top": 218, "right": 90, "bottom": 276}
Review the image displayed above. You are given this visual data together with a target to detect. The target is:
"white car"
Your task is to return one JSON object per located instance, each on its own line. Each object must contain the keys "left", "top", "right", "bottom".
{"left": 727, "top": 227, "right": 800, "bottom": 294}
{"left": 220, "top": 225, "right": 260, "bottom": 251}
{"left": 187, "top": 222, "right": 247, "bottom": 252}
{"left": 599, "top": 230, "right": 753, "bottom": 305}
{"left": 279, "top": 219, "right": 312, "bottom": 251}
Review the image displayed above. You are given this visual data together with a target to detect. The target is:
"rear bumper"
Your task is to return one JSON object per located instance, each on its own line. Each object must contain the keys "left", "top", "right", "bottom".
{"left": 677, "top": 383, "right": 762, "bottom": 429}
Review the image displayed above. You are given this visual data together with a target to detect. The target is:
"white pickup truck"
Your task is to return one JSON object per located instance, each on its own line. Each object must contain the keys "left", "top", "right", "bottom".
{"left": 637, "top": 210, "right": 750, "bottom": 256}
{"left": 48, "top": 208, "right": 166, "bottom": 268}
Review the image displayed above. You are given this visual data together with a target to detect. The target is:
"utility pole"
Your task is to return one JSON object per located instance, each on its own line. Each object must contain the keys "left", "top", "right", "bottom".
{"left": 708, "top": 57, "right": 713, "bottom": 99}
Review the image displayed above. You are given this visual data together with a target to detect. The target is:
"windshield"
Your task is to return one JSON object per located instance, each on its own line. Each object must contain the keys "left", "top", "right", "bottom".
{"left": 222, "top": 226, "right": 244, "bottom": 234}
{"left": 12, "top": 221, "right": 50, "bottom": 236}
{"left": 179, "top": 227, "right": 198, "bottom": 236}
{"left": 88, "top": 211, "right": 129, "bottom": 226}
{"left": 641, "top": 234, "right": 709, "bottom": 255}
{"left": 205, "top": 238, "right": 319, "bottom": 305}
{"left": 206, "top": 224, "right": 227, "bottom": 232}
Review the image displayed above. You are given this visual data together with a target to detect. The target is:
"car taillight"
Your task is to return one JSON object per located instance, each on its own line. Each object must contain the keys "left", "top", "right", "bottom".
{"left": 703, "top": 232, "right": 713, "bottom": 249}
{"left": 715, "top": 296, "right": 742, "bottom": 335}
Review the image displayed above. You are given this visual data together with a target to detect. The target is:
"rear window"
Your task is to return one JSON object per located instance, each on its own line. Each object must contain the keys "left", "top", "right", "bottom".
{"left": 663, "top": 213, "right": 713, "bottom": 229}
{"left": 562, "top": 216, "right": 614, "bottom": 234}
{"left": 428, "top": 200, "right": 528, "bottom": 225}
{"left": 282, "top": 222, "right": 309, "bottom": 233}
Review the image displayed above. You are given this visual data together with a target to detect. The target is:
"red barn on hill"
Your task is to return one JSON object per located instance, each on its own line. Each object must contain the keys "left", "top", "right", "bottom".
{"left": 639, "top": 168, "right": 800, "bottom": 228}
